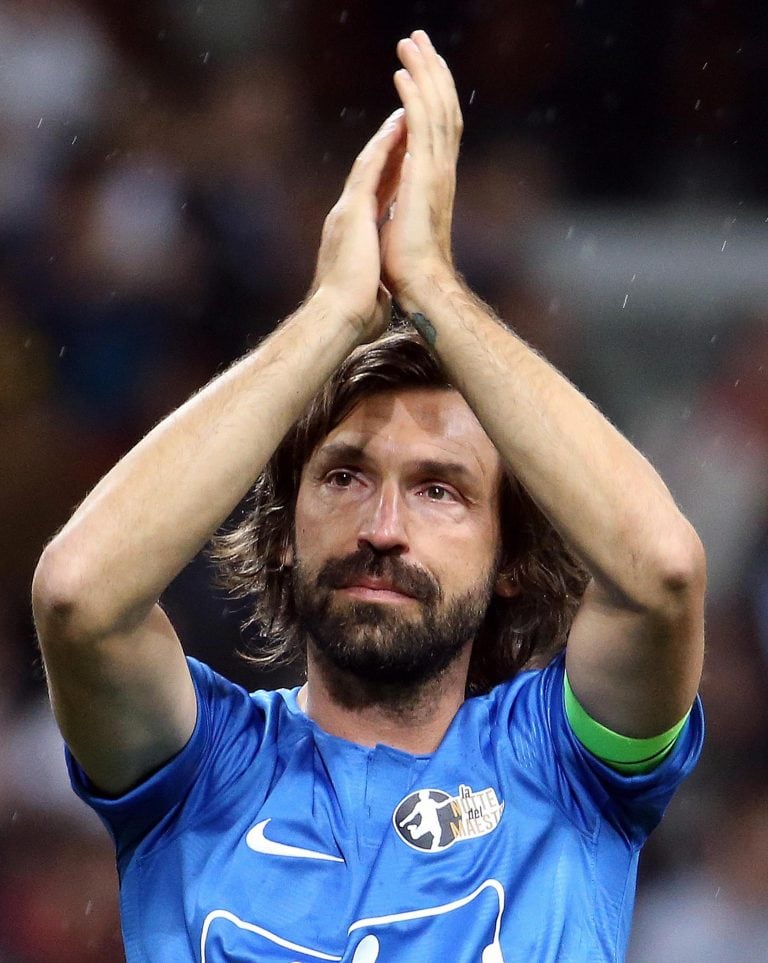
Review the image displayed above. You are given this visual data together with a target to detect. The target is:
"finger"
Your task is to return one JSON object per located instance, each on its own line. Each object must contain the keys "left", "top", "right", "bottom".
{"left": 410, "top": 31, "right": 463, "bottom": 138}
{"left": 364, "top": 284, "right": 393, "bottom": 341}
{"left": 344, "top": 108, "right": 406, "bottom": 196}
{"left": 409, "top": 31, "right": 448, "bottom": 94}
{"left": 376, "top": 283, "right": 392, "bottom": 326}
{"left": 397, "top": 37, "right": 442, "bottom": 123}
{"left": 395, "top": 41, "right": 462, "bottom": 160}
{"left": 393, "top": 68, "right": 432, "bottom": 157}
{"left": 375, "top": 122, "right": 407, "bottom": 222}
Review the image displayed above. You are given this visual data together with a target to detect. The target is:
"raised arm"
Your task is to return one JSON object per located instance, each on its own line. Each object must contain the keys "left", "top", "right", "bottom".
{"left": 32, "top": 108, "right": 407, "bottom": 794}
{"left": 382, "top": 31, "right": 705, "bottom": 738}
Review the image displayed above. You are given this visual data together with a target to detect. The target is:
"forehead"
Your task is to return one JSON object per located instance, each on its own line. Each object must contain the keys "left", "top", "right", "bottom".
{"left": 313, "top": 388, "right": 503, "bottom": 484}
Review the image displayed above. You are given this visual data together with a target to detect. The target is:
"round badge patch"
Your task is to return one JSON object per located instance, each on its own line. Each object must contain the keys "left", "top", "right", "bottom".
{"left": 393, "top": 784, "right": 505, "bottom": 853}
{"left": 393, "top": 788, "right": 457, "bottom": 852}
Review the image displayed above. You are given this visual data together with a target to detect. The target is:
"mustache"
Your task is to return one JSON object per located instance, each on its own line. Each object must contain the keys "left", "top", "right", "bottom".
{"left": 315, "top": 548, "right": 440, "bottom": 603}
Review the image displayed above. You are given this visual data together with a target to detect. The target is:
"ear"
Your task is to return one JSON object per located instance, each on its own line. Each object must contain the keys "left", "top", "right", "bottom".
{"left": 493, "top": 572, "right": 520, "bottom": 598}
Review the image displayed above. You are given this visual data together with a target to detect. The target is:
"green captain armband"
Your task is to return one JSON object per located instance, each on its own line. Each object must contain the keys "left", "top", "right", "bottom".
{"left": 563, "top": 672, "right": 691, "bottom": 774}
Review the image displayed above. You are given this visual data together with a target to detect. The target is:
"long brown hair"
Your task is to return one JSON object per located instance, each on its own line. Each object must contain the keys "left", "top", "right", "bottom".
{"left": 211, "top": 327, "right": 589, "bottom": 695}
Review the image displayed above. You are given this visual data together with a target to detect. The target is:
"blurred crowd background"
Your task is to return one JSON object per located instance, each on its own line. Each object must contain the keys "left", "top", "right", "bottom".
{"left": 1, "top": 0, "right": 768, "bottom": 959}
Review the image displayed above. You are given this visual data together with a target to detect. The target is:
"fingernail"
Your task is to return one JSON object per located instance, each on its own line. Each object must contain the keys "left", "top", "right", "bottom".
{"left": 382, "top": 108, "right": 404, "bottom": 131}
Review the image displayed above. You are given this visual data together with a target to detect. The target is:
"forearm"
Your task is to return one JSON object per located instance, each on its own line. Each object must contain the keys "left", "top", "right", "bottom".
{"left": 36, "top": 290, "right": 362, "bottom": 635}
{"left": 399, "top": 271, "right": 702, "bottom": 610}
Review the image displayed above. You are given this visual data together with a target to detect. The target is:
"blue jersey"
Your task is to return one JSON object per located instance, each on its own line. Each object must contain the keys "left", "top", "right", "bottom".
{"left": 67, "top": 653, "right": 703, "bottom": 962}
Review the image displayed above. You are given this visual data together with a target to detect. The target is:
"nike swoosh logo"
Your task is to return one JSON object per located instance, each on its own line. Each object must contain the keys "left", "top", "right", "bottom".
{"left": 245, "top": 819, "right": 344, "bottom": 863}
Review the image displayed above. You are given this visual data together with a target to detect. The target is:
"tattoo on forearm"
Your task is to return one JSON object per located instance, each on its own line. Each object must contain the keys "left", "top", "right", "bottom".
{"left": 410, "top": 312, "right": 437, "bottom": 347}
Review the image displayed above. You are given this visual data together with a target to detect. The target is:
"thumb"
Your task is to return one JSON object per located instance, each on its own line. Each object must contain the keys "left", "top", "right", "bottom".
{"left": 360, "top": 283, "right": 392, "bottom": 342}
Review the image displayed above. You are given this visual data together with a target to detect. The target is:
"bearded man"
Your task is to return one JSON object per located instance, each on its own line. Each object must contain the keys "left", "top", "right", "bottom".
{"left": 33, "top": 30, "right": 705, "bottom": 962}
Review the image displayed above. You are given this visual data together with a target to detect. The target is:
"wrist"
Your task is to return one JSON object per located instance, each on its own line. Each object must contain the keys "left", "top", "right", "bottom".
{"left": 391, "top": 263, "right": 463, "bottom": 315}
{"left": 306, "top": 284, "right": 377, "bottom": 346}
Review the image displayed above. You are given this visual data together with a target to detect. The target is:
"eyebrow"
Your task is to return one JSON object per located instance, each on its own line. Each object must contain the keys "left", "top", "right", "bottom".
{"left": 313, "top": 442, "right": 367, "bottom": 467}
{"left": 313, "top": 442, "right": 478, "bottom": 487}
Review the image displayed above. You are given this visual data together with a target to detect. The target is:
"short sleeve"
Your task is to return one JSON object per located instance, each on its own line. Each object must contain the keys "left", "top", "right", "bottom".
{"left": 498, "top": 653, "right": 704, "bottom": 846}
{"left": 65, "top": 658, "right": 269, "bottom": 862}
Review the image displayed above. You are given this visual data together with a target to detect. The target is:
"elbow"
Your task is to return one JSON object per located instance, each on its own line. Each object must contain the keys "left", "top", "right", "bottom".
{"left": 33, "top": 543, "right": 82, "bottom": 640}
{"left": 654, "top": 522, "right": 707, "bottom": 612}
{"left": 596, "top": 520, "right": 706, "bottom": 619}
{"left": 32, "top": 540, "right": 104, "bottom": 645}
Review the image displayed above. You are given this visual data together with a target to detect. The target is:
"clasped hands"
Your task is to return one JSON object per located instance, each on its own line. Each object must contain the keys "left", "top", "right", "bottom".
{"left": 312, "top": 30, "right": 464, "bottom": 342}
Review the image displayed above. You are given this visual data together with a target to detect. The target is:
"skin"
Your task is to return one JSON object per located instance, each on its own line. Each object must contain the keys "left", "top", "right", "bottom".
{"left": 33, "top": 30, "right": 705, "bottom": 799}
{"left": 381, "top": 30, "right": 705, "bottom": 739}
{"left": 32, "top": 90, "right": 409, "bottom": 794}
{"left": 290, "top": 386, "right": 516, "bottom": 751}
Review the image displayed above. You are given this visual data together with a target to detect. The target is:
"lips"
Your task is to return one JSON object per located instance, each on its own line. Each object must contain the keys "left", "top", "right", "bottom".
{"left": 317, "top": 550, "right": 436, "bottom": 603}
{"left": 339, "top": 578, "right": 417, "bottom": 599}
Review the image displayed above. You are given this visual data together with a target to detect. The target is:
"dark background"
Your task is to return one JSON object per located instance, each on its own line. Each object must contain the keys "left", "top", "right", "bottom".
{"left": 2, "top": 1, "right": 768, "bottom": 959}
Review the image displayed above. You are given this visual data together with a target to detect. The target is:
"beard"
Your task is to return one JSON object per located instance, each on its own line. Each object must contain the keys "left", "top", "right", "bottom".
{"left": 291, "top": 545, "right": 497, "bottom": 705}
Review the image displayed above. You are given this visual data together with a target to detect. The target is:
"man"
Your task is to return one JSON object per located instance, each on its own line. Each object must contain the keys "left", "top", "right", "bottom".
{"left": 33, "top": 30, "right": 705, "bottom": 962}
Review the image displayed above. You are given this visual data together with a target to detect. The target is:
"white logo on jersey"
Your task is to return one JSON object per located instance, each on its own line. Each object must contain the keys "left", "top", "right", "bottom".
{"left": 393, "top": 784, "right": 504, "bottom": 853}
{"left": 200, "top": 878, "right": 507, "bottom": 962}
{"left": 245, "top": 818, "right": 344, "bottom": 863}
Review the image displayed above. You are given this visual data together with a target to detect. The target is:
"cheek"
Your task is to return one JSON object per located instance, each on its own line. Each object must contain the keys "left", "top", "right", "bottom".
{"left": 434, "top": 524, "right": 501, "bottom": 589}
{"left": 294, "top": 490, "right": 354, "bottom": 561}
{"left": 293, "top": 505, "right": 319, "bottom": 561}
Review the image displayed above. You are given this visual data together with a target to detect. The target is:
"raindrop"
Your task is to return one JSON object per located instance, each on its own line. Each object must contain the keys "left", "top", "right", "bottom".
{"left": 702, "top": 61, "right": 708, "bottom": 71}
{"left": 622, "top": 294, "right": 629, "bottom": 309}
{"left": 85, "top": 900, "right": 93, "bottom": 916}
{"left": 721, "top": 240, "right": 727, "bottom": 252}
{"left": 710, "top": 334, "right": 718, "bottom": 343}
{"left": 339, "top": 9, "right": 348, "bottom": 24}
{"left": 469, "top": 89, "right": 476, "bottom": 105}
{"left": 59, "top": 346, "right": 67, "bottom": 358}
{"left": 24, "top": 338, "right": 31, "bottom": 349}
{"left": 37, "top": 116, "right": 43, "bottom": 129}
{"left": 71, "top": 134, "right": 78, "bottom": 145}
{"left": 202, "top": 51, "right": 210, "bottom": 65}
{"left": 734, "top": 380, "right": 740, "bottom": 387}
{"left": 694, "top": 100, "right": 701, "bottom": 111}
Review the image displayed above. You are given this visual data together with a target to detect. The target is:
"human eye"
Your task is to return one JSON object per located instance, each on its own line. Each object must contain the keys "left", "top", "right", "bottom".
{"left": 419, "top": 483, "right": 457, "bottom": 502}
{"left": 326, "top": 469, "right": 358, "bottom": 488}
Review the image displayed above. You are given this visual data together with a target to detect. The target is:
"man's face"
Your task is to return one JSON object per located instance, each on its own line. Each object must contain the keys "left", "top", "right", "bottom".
{"left": 292, "top": 387, "right": 509, "bottom": 691}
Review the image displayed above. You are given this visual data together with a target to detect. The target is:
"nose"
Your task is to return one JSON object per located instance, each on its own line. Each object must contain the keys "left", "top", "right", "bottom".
{"left": 357, "top": 480, "right": 409, "bottom": 554}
